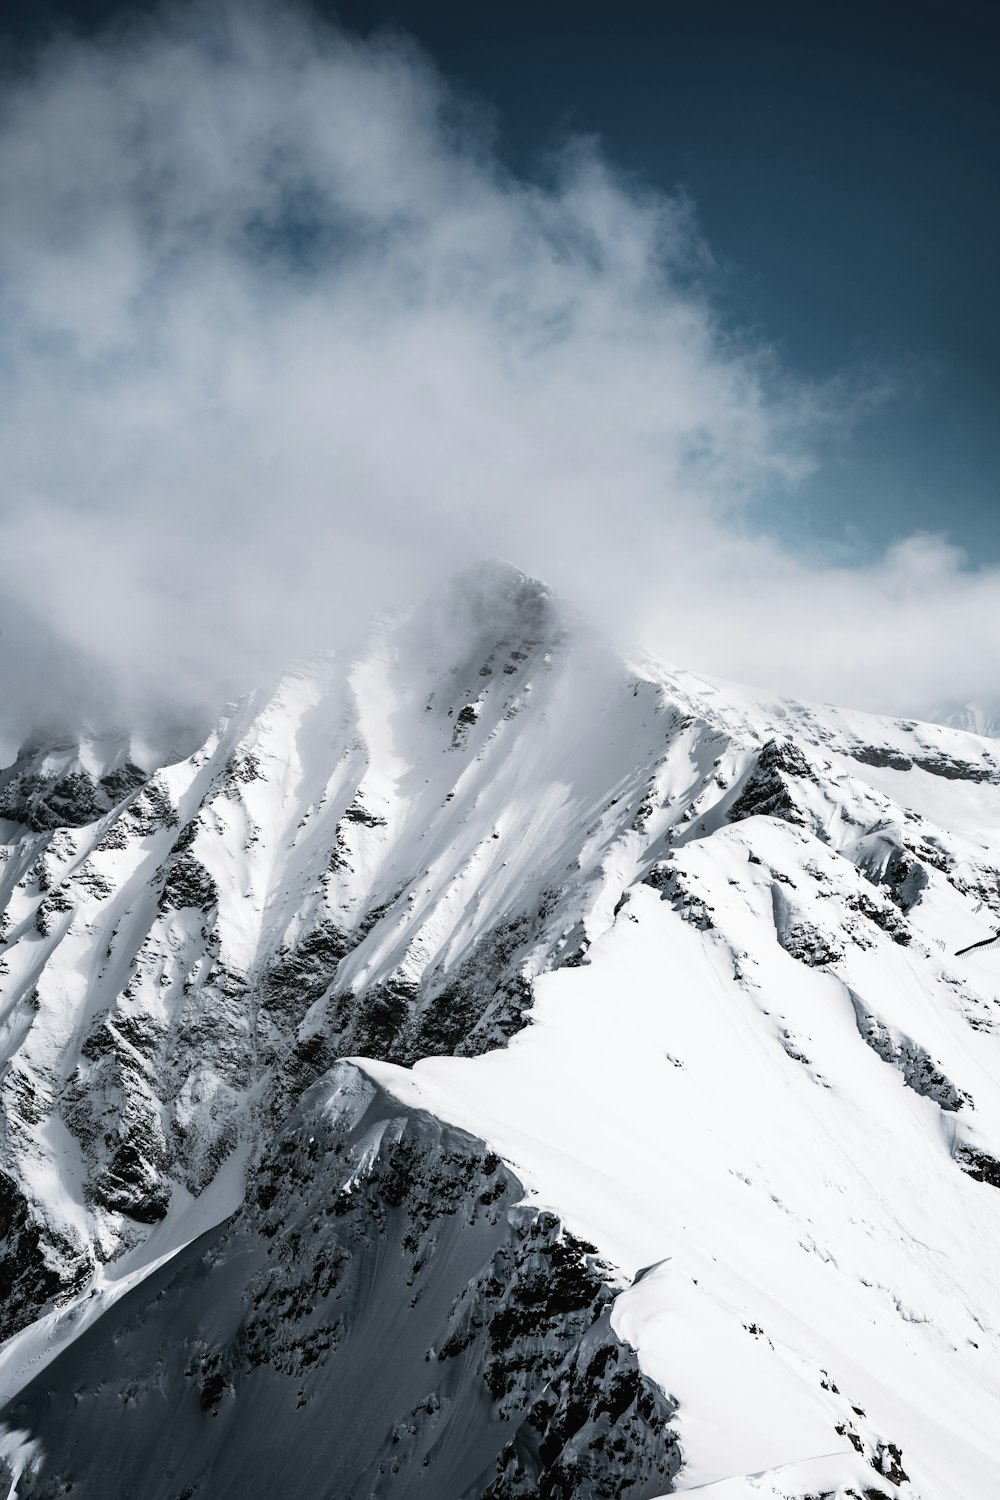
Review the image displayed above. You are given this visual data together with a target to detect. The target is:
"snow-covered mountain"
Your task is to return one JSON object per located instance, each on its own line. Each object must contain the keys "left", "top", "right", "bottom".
{"left": 931, "top": 699, "right": 1000, "bottom": 740}
{"left": 2, "top": 560, "right": 1000, "bottom": 1499}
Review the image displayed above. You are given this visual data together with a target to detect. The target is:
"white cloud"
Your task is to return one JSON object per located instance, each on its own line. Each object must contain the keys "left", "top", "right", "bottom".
{"left": 0, "top": 1, "right": 994, "bottom": 754}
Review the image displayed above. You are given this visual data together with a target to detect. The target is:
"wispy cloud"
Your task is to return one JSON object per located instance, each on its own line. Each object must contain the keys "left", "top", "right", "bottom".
{"left": 0, "top": 2, "right": 993, "bottom": 753}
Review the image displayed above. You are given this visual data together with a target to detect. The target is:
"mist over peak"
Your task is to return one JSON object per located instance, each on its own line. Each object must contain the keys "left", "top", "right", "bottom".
{"left": 0, "top": 2, "right": 996, "bottom": 759}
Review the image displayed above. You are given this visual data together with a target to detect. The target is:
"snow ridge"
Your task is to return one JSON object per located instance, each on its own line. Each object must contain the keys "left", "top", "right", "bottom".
{"left": 3, "top": 562, "right": 1000, "bottom": 1498}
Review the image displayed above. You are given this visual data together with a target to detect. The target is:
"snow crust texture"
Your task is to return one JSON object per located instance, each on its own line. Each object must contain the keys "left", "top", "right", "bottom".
{"left": 2, "top": 561, "right": 1000, "bottom": 1499}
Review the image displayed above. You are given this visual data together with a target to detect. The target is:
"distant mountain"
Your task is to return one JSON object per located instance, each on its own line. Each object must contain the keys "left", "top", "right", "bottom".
{"left": 2, "top": 561, "right": 1000, "bottom": 1499}
{"left": 931, "top": 698, "right": 1000, "bottom": 739}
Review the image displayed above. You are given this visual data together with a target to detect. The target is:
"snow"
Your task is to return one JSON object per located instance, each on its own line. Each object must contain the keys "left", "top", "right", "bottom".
{"left": 0, "top": 1140, "right": 249, "bottom": 1408}
{"left": 358, "top": 857, "right": 1000, "bottom": 1494}
{"left": 5, "top": 562, "right": 1000, "bottom": 1495}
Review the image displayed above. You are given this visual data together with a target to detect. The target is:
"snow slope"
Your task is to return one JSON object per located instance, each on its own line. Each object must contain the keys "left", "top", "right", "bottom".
{"left": 3, "top": 561, "right": 1000, "bottom": 1498}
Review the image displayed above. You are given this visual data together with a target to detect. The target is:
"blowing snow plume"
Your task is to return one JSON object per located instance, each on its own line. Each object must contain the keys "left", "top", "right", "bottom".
{"left": 0, "top": 0, "right": 997, "bottom": 757}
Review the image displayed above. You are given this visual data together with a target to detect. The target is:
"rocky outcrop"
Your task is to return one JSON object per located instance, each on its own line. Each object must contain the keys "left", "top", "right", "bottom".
{"left": 0, "top": 744, "right": 147, "bottom": 833}
{"left": 0, "top": 1066, "right": 679, "bottom": 1500}
{"left": 726, "top": 738, "right": 816, "bottom": 828}
{"left": 849, "top": 992, "right": 971, "bottom": 1112}
{"left": 0, "top": 1172, "right": 90, "bottom": 1341}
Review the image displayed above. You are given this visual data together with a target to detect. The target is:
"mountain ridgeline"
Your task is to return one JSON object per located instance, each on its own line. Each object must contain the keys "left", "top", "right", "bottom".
{"left": 2, "top": 562, "right": 1000, "bottom": 1499}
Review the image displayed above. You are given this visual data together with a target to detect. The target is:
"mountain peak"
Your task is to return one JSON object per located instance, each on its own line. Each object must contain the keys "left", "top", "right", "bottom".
{"left": 3, "top": 578, "right": 1000, "bottom": 1498}
{"left": 424, "top": 556, "right": 558, "bottom": 645}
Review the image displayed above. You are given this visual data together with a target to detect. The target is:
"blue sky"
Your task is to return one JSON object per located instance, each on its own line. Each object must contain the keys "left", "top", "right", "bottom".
{"left": 324, "top": 0, "right": 1000, "bottom": 564}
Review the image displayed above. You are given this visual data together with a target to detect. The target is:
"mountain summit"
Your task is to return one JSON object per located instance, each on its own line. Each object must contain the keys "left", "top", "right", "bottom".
{"left": 2, "top": 566, "right": 1000, "bottom": 1499}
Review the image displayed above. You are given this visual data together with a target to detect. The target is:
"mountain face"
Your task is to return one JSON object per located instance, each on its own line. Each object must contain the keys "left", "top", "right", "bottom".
{"left": 2, "top": 560, "right": 1000, "bottom": 1500}
{"left": 932, "top": 699, "right": 1000, "bottom": 740}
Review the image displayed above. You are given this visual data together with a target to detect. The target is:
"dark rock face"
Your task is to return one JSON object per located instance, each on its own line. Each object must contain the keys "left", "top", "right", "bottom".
{"left": 862, "top": 844, "right": 929, "bottom": 914}
{"left": 644, "top": 861, "right": 715, "bottom": 931}
{"left": 356, "top": 907, "right": 548, "bottom": 1065}
{"left": 848, "top": 742, "right": 1000, "bottom": 784}
{"left": 0, "top": 769, "right": 107, "bottom": 833}
{"left": 98, "top": 762, "right": 148, "bottom": 803}
{"left": 455, "top": 1214, "right": 680, "bottom": 1500}
{"left": 0, "top": 753, "right": 148, "bottom": 833}
{"left": 61, "top": 1005, "right": 174, "bottom": 1228}
{"left": 849, "top": 994, "right": 971, "bottom": 1112}
{"left": 843, "top": 889, "right": 911, "bottom": 945}
{"left": 479, "top": 1319, "right": 678, "bottom": 1500}
{"left": 954, "top": 1144, "right": 1000, "bottom": 1189}
{"left": 848, "top": 745, "right": 916, "bottom": 773}
{"left": 268, "top": 895, "right": 557, "bottom": 1076}
{"left": 96, "top": 1140, "right": 171, "bottom": 1224}
{"left": 159, "top": 852, "right": 219, "bottom": 915}
{"left": 911, "top": 753, "right": 998, "bottom": 784}
{"left": 0, "top": 1068, "right": 679, "bottom": 1500}
{"left": 776, "top": 919, "right": 842, "bottom": 968}
{"left": 727, "top": 739, "right": 815, "bottom": 828}
{"left": 0, "top": 1172, "right": 89, "bottom": 1340}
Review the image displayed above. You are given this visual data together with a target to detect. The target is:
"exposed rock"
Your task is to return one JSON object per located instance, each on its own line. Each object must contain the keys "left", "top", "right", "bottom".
{"left": 849, "top": 993, "right": 971, "bottom": 1112}
{"left": 727, "top": 738, "right": 815, "bottom": 827}
{"left": 0, "top": 1172, "right": 90, "bottom": 1340}
{"left": 849, "top": 823, "right": 929, "bottom": 913}
{"left": 0, "top": 1068, "right": 678, "bottom": 1500}
{"left": 954, "top": 1144, "right": 1000, "bottom": 1189}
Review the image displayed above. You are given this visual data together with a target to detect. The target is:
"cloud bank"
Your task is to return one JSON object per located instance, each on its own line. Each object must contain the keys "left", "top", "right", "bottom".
{"left": 0, "top": 2, "right": 995, "bottom": 755}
